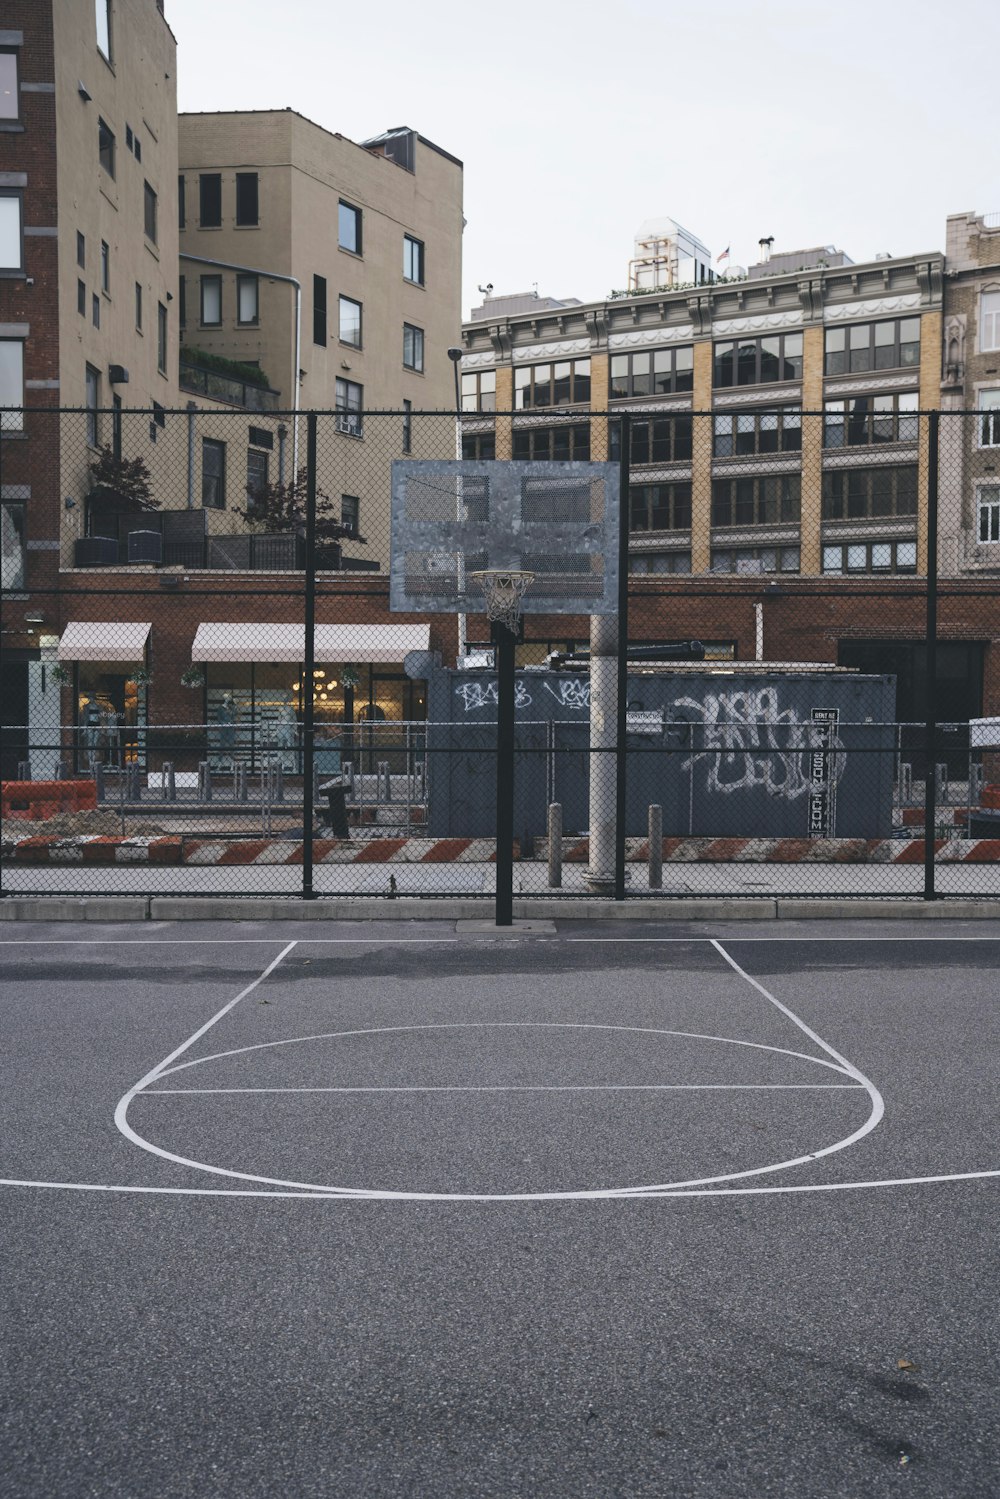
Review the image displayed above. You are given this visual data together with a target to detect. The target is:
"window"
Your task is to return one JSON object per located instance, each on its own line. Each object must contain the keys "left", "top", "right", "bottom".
{"left": 341, "top": 495, "right": 360, "bottom": 536}
{"left": 711, "top": 545, "right": 800, "bottom": 575}
{"left": 462, "top": 431, "right": 496, "bottom": 460}
{"left": 235, "top": 173, "right": 259, "bottom": 227}
{"left": 610, "top": 345, "right": 694, "bottom": 397}
{"left": 125, "top": 124, "right": 132, "bottom": 150}
{"left": 98, "top": 118, "right": 115, "bottom": 179}
{"left": 713, "top": 408, "right": 802, "bottom": 457}
{"left": 202, "top": 439, "right": 226, "bottom": 508}
{"left": 713, "top": 332, "right": 803, "bottom": 387}
{"left": 96, "top": 0, "right": 112, "bottom": 60}
{"left": 200, "top": 275, "right": 222, "bottom": 326}
{"left": 514, "top": 359, "right": 591, "bottom": 409}
{"left": 403, "top": 323, "right": 424, "bottom": 372}
{"left": 629, "top": 483, "right": 692, "bottom": 532}
{"left": 339, "top": 295, "right": 362, "bottom": 347}
{"left": 1, "top": 501, "right": 25, "bottom": 589}
{"left": 0, "top": 193, "right": 22, "bottom": 271}
{"left": 402, "top": 398, "right": 412, "bottom": 454}
{"left": 461, "top": 370, "right": 496, "bottom": 412}
{"left": 135, "top": 281, "right": 142, "bottom": 330}
{"left": 313, "top": 274, "right": 327, "bottom": 345}
{"left": 237, "top": 274, "right": 259, "bottom": 325}
{"left": 92, "top": 292, "right": 100, "bottom": 328}
{"left": 978, "top": 485, "right": 1000, "bottom": 543}
{"left": 0, "top": 340, "right": 24, "bottom": 429}
{"left": 335, "top": 378, "right": 363, "bottom": 437}
{"left": 824, "top": 392, "right": 919, "bottom": 447}
{"left": 612, "top": 415, "right": 693, "bottom": 464}
{"left": 157, "top": 302, "right": 167, "bottom": 374}
{"left": 199, "top": 173, "right": 222, "bottom": 228}
{"left": 143, "top": 181, "right": 157, "bottom": 244}
{"left": 78, "top": 279, "right": 86, "bottom": 316}
{"left": 629, "top": 552, "right": 692, "bottom": 575}
{"left": 822, "top": 540, "right": 918, "bottom": 575}
{"left": 979, "top": 390, "right": 1000, "bottom": 448}
{"left": 982, "top": 292, "right": 1000, "bottom": 354}
{"left": 246, "top": 448, "right": 269, "bottom": 513}
{"left": 77, "top": 231, "right": 85, "bottom": 269}
{"left": 177, "top": 176, "right": 186, "bottom": 230}
{"left": 98, "top": 238, "right": 109, "bottom": 293}
{"left": 0, "top": 49, "right": 19, "bottom": 122}
{"left": 822, "top": 465, "right": 918, "bottom": 520}
{"left": 403, "top": 234, "right": 424, "bottom": 285}
{"left": 178, "top": 275, "right": 186, "bottom": 330}
{"left": 711, "top": 474, "right": 801, "bottom": 527}
{"left": 132, "top": 133, "right": 141, "bottom": 163}
{"left": 338, "top": 200, "right": 361, "bottom": 254}
{"left": 824, "top": 317, "right": 920, "bottom": 376}
{"left": 512, "top": 423, "right": 590, "bottom": 461}
{"left": 85, "top": 363, "right": 100, "bottom": 446}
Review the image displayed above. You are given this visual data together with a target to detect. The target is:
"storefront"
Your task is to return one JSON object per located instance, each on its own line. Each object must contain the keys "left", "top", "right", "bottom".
{"left": 58, "top": 621, "right": 151, "bottom": 772}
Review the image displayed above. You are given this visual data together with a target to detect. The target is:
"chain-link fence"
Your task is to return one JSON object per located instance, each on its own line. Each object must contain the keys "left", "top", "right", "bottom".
{"left": 1, "top": 408, "right": 997, "bottom": 902}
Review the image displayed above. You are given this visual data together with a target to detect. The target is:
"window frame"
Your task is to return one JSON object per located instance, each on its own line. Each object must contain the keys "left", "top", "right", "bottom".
{"left": 235, "top": 172, "right": 259, "bottom": 227}
{"left": 980, "top": 290, "right": 1000, "bottom": 354}
{"left": 338, "top": 294, "right": 362, "bottom": 348}
{"left": 92, "top": 293, "right": 100, "bottom": 329}
{"left": 178, "top": 175, "right": 186, "bottom": 231}
{"left": 821, "top": 465, "right": 919, "bottom": 521}
{"left": 338, "top": 200, "right": 362, "bottom": 255}
{"left": 713, "top": 407, "right": 802, "bottom": 458}
{"left": 236, "top": 273, "right": 259, "bottom": 327}
{"left": 95, "top": 0, "right": 112, "bottom": 61}
{"left": 402, "top": 322, "right": 424, "bottom": 372}
{"left": 0, "top": 499, "right": 26, "bottom": 589}
{"left": 0, "top": 338, "right": 24, "bottom": 429}
{"left": 76, "top": 231, "right": 86, "bottom": 269}
{"left": 609, "top": 344, "right": 695, "bottom": 398}
{"left": 201, "top": 438, "right": 227, "bottom": 510}
{"left": 143, "top": 181, "right": 158, "bottom": 245}
{"left": 0, "top": 190, "right": 23, "bottom": 273}
{"left": 461, "top": 370, "right": 496, "bottom": 412}
{"left": 822, "top": 539, "right": 918, "bottom": 575}
{"left": 335, "top": 377, "right": 363, "bottom": 438}
{"left": 246, "top": 447, "right": 269, "bottom": 514}
{"left": 824, "top": 317, "right": 921, "bottom": 376}
{"left": 0, "top": 48, "right": 20, "bottom": 124}
{"left": 713, "top": 332, "right": 803, "bottom": 388}
{"left": 823, "top": 391, "right": 919, "bottom": 448}
{"left": 403, "top": 234, "right": 424, "bottom": 286}
{"left": 710, "top": 544, "right": 800, "bottom": 575}
{"left": 402, "top": 398, "right": 412, "bottom": 454}
{"left": 199, "top": 173, "right": 222, "bottom": 229}
{"left": 711, "top": 473, "right": 802, "bottom": 528}
{"left": 98, "top": 117, "right": 116, "bottom": 180}
{"left": 628, "top": 482, "right": 693, "bottom": 533}
{"left": 78, "top": 279, "right": 86, "bottom": 316}
{"left": 514, "top": 358, "right": 591, "bottom": 410}
{"left": 340, "top": 494, "right": 360, "bottom": 537}
{"left": 200, "top": 274, "right": 222, "bottom": 328}
{"left": 512, "top": 423, "right": 591, "bottom": 462}
{"left": 135, "top": 280, "right": 142, "bottom": 331}
{"left": 461, "top": 431, "right": 497, "bottom": 461}
{"left": 978, "top": 388, "right": 1000, "bottom": 449}
{"left": 977, "top": 483, "right": 1000, "bottom": 544}
{"left": 84, "top": 363, "right": 101, "bottom": 447}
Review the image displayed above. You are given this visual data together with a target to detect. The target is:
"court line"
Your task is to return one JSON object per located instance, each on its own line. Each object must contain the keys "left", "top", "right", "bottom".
{"left": 144, "top": 1082, "right": 865, "bottom": 1095}
{"left": 1, "top": 935, "right": 998, "bottom": 946}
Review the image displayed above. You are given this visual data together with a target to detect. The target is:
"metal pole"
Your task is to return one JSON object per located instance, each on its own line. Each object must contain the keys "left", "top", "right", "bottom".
{"left": 614, "top": 411, "right": 631, "bottom": 901}
{"left": 302, "top": 412, "right": 318, "bottom": 899}
{"left": 923, "top": 410, "right": 940, "bottom": 901}
{"left": 495, "top": 624, "right": 516, "bottom": 926}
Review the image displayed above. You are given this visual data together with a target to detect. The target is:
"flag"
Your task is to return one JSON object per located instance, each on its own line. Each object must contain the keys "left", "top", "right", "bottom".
{"left": 717, "top": 245, "right": 730, "bottom": 265}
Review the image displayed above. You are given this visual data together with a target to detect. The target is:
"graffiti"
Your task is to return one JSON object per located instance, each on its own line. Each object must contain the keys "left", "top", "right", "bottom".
{"left": 543, "top": 679, "right": 591, "bottom": 711}
{"left": 455, "top": 679, "right": 533, "bottom": 712}
{"left": 673, "top": 687, "right": 846, "bottom": 800}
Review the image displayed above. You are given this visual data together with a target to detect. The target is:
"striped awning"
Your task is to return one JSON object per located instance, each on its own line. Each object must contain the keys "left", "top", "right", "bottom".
{"left": 190, "top": 622, "right": 430, "bottom": 664}
{"left": 58, "top": 620, "right": 152, "bottom": 662}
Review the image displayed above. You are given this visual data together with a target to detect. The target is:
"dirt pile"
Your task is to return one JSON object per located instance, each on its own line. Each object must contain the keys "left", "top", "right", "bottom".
{"left": 2, "top": 808, "right": 168, "bottom": 839}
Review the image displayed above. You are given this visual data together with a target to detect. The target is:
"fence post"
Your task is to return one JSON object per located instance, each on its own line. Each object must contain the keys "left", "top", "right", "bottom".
{"left": 302, "top": 410, "right": 318, "bottom": 899}
{"left": 648, "top": 803, "right": 663, "bottom": 889}
{"left": 547, "top": 802, "right": 562, "bottom": 888}
{"left": 923, "top": 410, "right": 939, "bottom": 899}
{"left": 614, "top": 411, "right": 631, "bottom": 901}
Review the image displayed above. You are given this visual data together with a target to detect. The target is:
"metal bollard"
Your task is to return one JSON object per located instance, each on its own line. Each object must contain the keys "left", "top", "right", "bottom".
{"left": 899, "top": 763, "right": 913, "bottom": 804}
{"left": 936, "top": 763, "right": 949, "bottom": 805}
{"left": 17, "top": 760, "right": 31, "bottom": 781}
{"left": 55, "top": 759, "right": 70, "bottom": 781}
{"left": 648, "top": 804, "right": 663, "bottom": 889}
{"left": 377, "top": 761, "right": 389, "bottom": 801}
{"left": 198, "top": 760, "right": 212, "bottom": 801}
{"left": 547, "top": 802, "right": 562, "bottom": 889}
{"left": 273, "top": 759, "right": 284, "bottom": 802}
{"left": 343, "top": 760, "right": 354, "bottom": 793}
{"left": 970, "top": 763, "right": 985, "bottom": 803}
{"left": 92, "top": 762, "right": 105, "bottom": 803}
{"left": 163, "top": 761, "right": 176, "bottom": 802}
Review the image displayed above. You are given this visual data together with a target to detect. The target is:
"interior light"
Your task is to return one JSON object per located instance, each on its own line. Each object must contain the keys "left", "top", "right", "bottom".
{"left": 313, "top": 669, "right": 325, "bottom": 678}
{"left": 330, "top": 678, "right": 338, "bottom": 688}
{"left": 291, "top": 681, "right": 300, "bottom": 691}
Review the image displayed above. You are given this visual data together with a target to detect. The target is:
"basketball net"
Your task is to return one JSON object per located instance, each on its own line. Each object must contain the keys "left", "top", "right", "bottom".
{"left": 469, "top": 571, "right": 534, "bottom": 637}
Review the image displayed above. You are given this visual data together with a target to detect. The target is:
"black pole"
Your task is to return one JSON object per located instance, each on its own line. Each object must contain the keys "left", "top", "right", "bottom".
{"left": 302, "top": 412, "right": 318, "bottom": 899}
{"left": 923, "top": 409, "right": 940, "bottom": 901}
{"left": 495, "top": 622, "right": 515, "bottom": 926}
{"left": 614, "top": 412, "right": 631, "bottom": 902}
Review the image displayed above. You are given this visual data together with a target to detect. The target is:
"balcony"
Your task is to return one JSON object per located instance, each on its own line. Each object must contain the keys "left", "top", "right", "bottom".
{"left": 179, "top": 353, "right": 281, "bottom": 411}
{"left": 72, "top": 509, "right": 379, "bottom": 573}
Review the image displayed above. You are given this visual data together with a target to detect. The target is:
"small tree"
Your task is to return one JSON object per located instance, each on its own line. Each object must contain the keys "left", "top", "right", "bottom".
{"left": 88, "top": 445, "right": 158, "bottom": 512}
{"left": 236, "top": 466, "right": 365, "bottom": 548}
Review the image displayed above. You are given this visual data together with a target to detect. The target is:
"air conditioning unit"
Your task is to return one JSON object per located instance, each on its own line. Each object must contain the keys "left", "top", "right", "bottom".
{"left": 127, "top": 529, "right": 163, "bottom": 564}
{"left": 74, "top": 536, "right": 119, "bottom": 566}
{"left": 336, "top": 413, "right": 363, "bottom": 438}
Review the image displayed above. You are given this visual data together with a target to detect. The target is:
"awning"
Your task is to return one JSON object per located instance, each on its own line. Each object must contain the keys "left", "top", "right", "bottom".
{"left": 58, "top": 621, "right": 152, "bottom": 662}
{"left": 191, "top": 622, "right": 430, "bottom": 665}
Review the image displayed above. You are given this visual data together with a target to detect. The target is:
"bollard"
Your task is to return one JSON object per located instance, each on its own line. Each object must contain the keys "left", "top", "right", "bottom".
{"left": 127, "top": 762, "right": 141, "bottom": 801}
{"left": 163, "top": 761, "right": 177, "bottom": 802}
{"left": 235, "top": 762, "right": 248, "bottom": 802}
{"left": 343, "top": 760, "right": 354, "bottom": 793}
{"left": 17, "top": 760, "right": 31, "bottom": 781}
{"left": 547, "top": 802, "right": 563, "bottom": 889}
{"left": 936, "top": 763, "right": 949, "bottom": 805}
{"left": 899, "top": 763, "right": 913, "bottom": 804}
{"left": 274, "top": 759, "right": 285, "bottom": 802}
{"left": 55, "top": 759, "right": 70, "bottom": 781}
{"left": 377, "top": 761, "right": 390, "bottom": 801}
{"left": 92, "top": 762, "right": 105, "bottom": 803}
{"left": 648, "top": 804, "right": 663, "bottom": 889}
{"left": 971, "top": 763, "right": 985, "bottom": 803}
{"left": 198, "top": 760, "right": 212, "bottom": 802}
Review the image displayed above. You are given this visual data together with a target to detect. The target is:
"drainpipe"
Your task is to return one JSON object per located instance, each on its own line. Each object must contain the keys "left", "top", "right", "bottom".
{"left": 277, "top": 423, "right": 287, "bottom": 486}
{"left": 179, "top": 252, "right": 302, "bottom": 471}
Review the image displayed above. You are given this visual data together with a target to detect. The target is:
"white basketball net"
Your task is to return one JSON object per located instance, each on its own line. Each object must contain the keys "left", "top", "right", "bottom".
{"left": 470, "top": 570, "right": 534, "bottom": 636}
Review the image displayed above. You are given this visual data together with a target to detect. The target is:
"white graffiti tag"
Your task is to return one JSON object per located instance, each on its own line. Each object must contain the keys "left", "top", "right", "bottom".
{"left": 455, "top": 679, "right": 533, "bottom": 712}
{"left": 673, "top": 688, "right": 846, "bottom": 800}
{"left": 542, "top": 679, "right": 591, "bottom": 711}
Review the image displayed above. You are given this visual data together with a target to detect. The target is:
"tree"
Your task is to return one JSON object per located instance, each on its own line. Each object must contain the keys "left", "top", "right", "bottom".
{"left": 88, "top": 445, "right": 158, "bottom": 512}
{"left": 236, "top": 466, "right": 365, "bottom": 548}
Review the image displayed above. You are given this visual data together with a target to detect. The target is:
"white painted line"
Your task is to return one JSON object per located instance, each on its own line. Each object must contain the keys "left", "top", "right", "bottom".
{"left": 1, "top": 935, "right": 997, "bottom": 947}
{"left": 144, "top": 1083, "right": 865, "bottom": 1095}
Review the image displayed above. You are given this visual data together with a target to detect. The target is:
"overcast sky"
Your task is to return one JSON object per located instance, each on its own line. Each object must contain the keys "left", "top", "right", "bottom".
{"left": 168, "top": 0, "right": 1000, "bottom": 320}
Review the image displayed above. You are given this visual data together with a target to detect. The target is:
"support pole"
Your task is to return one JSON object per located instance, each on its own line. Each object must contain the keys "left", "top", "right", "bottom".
{"left": 585, "top": 613, "right": 618, "bottom": 894}
{"left": 648, "top": 803, "right": 663, "bottom": 889}
{"left": 494, "top": 623, "right": 516, "bottom": 926}
{"left": 302, "top": 411, "right": 318, "bottom": 899}
{"left": 923, "top": 410, "right": 939, "bottom": 901}
{"left": 547, "top": 802, "right": 563, "bottom": 888}
{"left": 614, "top": 412, "right": 631, "bottom": 900}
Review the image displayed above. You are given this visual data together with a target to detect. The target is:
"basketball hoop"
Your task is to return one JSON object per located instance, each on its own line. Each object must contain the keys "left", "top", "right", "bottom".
{"left": 470, "top": 570, "right": 534, "bottom": 637}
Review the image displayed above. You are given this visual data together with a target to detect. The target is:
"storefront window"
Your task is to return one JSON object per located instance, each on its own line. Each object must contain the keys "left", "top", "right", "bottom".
{"left": 76, "top": 664, "right": 147, "bottom": 770}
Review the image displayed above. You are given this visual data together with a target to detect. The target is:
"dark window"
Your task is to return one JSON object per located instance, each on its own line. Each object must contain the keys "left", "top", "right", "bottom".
{"left": 610, "top": 345, "right": 694, "bottom": 397}
{"left": 92, "top": 293, "right": 100, "bottom": 328}
{"left": 711, "top": 474, "right": 801, "bottom": 527}
{"left": 313, "top": 274, "right": 327, "bottom": 345}
{"left": 143, "top": 181, "right": 157, "bottom": 244}
{"left": 713, "top": 408, "right": 802, "bottom": 457}
{"left": 200, "top": 275, "right": 222, "bottom": 326}
{"left": 98, "top": 239, "right": 109, "bottom": 292}
{"left": 461, "top": 370, "right": 496, "bottom": 412}
{"left": 462, "top": 431, "right": 496, "bottom": 460}
{"left": 178, "top": 275, "right": 186, "bottom": 330}
{"left": 125, "top": 124, "right": 133, "bottom": 150}
{"left": 824, "top": 318, "right": 921, "bottom": 376}
{"left": 822, "top": 539, "right": 917, "bottom": 575}
{"left": 246, "top": 448, "right": 269, "bottom": 512}
{"left": 512, "top": 424, "right": 590, "bottom": 461}
{"left": 823, "top": 392, "right": 919, "bottom": 447}
{"left": 235, "top": 173, "right": 259, "bottom": 227}
{"left": 628, "top": 552, "right": 692, "bottom": 575}
{"left": 613, "top": 415, "right": 693, "bottom": 464}
{"left": 199, "top": 173, "right": 222, "bottom": 228}
{"left": 514, "top": 359, "right": 591, "bottom": 409}
{"left": 135, "top": 281, "right": 142, "bottom": 330}
{"left": 403, "top": 323, "right": 424, "bottom": 372}
{"left": 710, "top": 545, "right": 800, "bottom": 575}
{"left": 77, "top": 230, "right": 85, "bottom": 269}
{"left": 341, "top": 494, "right": 360, "bottom": 536}
{"left": 403, "top": 234, "right": 424, "bottom": 285}
{"left": 822, "top": 465, "right": 918, "bottom": 520}
{"left": 0, "top": 49, "right": 20, "bottom": 122}
{"left": 339, "top": 295, "right": 362, "bottom": 347}
{"left": 152, "top": 401, "right": 165, "bottom": 428}
{"left": 85, "top": 364, "right": 100, "bottom": 447}
{"left": 0, "top": 500, "right": 25, "bottom": 587}
{"left": 132, "top": 134, "right": 141, "bottom": 163}
{"left": 78, "top": 279, "right": 86, "bottom": 316}
{"left": 338, "top": 200, "right": 362, "bottom": 254}
{"left": 713, "top": 332, "right": 803, "bottom": 387}
{"left": 628, "top": 483, "right": 692, "bottom": 532}
{"left": 402, "top": 399, "right": 412, "bottom": 454}
{"left": 335, "top": 378, "right": 363, "bottom": 437}
{"left": 178, "top": 175, "right": 185, "bottom": 230}
{"left": 157, "top": 302, "right": 167, "bottom": 374}
{"left": 202, "top": 438, "right": 226, "bottom": 508}
{"left": 98, "top": 118, "right": 116, "bottom": 179}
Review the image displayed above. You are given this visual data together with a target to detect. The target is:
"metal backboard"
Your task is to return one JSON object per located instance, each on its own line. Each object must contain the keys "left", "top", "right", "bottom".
{"left": 389, "top": 460, "right": 619, "bottom": 614}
